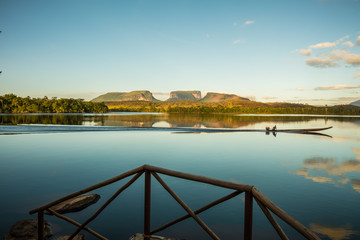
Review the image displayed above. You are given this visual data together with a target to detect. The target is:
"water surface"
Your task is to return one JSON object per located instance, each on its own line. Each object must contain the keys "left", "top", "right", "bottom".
{"left": 0, "top": 113, "right": 359, "bottom": 240}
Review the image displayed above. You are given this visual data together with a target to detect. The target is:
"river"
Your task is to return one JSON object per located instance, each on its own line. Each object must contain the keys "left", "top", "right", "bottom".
{"left": 0, "top": 113, "right": 359, "bottom": 240}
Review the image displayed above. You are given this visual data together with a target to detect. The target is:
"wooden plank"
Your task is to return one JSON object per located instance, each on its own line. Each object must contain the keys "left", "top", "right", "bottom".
{"left": 47, "top": 208, "right": 108, "bottom": 240}
{"left": 151, "top": 190, "right": 243, "bottom": 234}
{"left": 144, "top": 170, "right": 151, "bottom": 240}
{"left": 37, "top": 211, "right": 44, "bottom": 240}
{"left": 252, "top": 188, "right": 321, "bottom": 240}
{"left": 254, "top": 197, "right": 289, "bottom": 240}
{"left": 67, "top": 172, "right": 143, "bottom": 240}
{"left": 144, "top": 165, "right": 253, "bottom": 192}
{"left": 244, "top": 191, "right": 253, "bottom": 240}
{"left": 30, "top": 166, "right": 144, "bottom": 214}
{"left": 152, "top": 172, "right": 221, "bottom": 240}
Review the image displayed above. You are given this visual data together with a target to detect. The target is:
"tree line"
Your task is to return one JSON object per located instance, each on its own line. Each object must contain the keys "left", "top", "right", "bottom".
{"left": 0, "top": 94, "right": 108, "bottom": 113}
{"left": 106, "top": 101, "right": 360, "bottom": 115}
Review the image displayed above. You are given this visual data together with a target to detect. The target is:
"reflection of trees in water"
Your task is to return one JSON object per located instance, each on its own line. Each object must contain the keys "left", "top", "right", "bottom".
{"left": 1, "top": 113, "right": 360, "bottom": 128}
{"left": 0, "top": 114, "right": 84, "bottom": 125}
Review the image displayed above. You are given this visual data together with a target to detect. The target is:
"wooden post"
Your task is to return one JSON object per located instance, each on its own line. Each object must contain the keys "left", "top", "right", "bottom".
{"left": 38, "top": 211, "right": 44, "bottom": 240}
{"left": 144, "top": 170, "right": 151, "bottom": 239}
{"left": 244, "top": 191, "right": 253, "bottom": 240}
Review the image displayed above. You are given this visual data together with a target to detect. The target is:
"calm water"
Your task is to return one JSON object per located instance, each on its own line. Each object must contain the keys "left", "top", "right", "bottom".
{"left": 1, "top": 113, "right": 360, "bottom": 240}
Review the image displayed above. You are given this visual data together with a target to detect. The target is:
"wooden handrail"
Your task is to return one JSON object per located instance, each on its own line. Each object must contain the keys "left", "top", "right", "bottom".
{"left": 67, "top": 172, "right": 143, "bottom": 240}
{"left": 143, "top": 165, "right": 253, "bottom": 191}
{"left": 30, "top": 165, "right": 320, "bottom": 240}
{"left": 150, "top": 190, "right": 243, "bottom": 235}
{"left": 254, "top": 197, "right": 289, "bottom": 240}
{"left": 46, "top": 208, "right": 108, "bottom": 240}
{"left": 152, "top": 172, "right": 221, "bottom": 240}
{"left": 252, "top": 188, "right": 321, "bottom": 240}
{"left": 29, "top": 166, "right": 144, "bottom": 214}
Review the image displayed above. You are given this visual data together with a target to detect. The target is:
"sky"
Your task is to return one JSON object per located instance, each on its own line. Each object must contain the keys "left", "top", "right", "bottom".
{"left": 0, "top": 0, "right": 360, "bottom": 105}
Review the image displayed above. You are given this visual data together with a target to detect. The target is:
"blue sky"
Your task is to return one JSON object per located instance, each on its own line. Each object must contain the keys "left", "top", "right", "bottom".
{"left": 0, "top": 0, "right": 360, "bottom": 105}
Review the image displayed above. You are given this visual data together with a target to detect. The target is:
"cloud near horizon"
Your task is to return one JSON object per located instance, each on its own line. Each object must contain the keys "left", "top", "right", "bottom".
{"left": 314, "top": 84, "right": 360, "bottom": 90}
{"left": 262, "top": 96, "right": 278, "bottom": 100}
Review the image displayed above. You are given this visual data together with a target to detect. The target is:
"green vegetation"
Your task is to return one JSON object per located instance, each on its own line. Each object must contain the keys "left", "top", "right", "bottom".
{"left": 0, "top": 94, "right": 108, "bottom": 113}
{"left": 106, "top": 100, "right": 360, "bottom": 115}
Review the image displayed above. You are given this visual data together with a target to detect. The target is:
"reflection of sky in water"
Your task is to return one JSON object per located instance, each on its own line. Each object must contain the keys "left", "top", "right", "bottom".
{"left": 0, "top": 115, "right": 360, "bottom": 239}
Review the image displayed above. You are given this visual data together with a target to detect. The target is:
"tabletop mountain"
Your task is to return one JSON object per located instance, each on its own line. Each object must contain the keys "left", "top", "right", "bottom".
{"left": 350, "top": 100, "right": 360, "bottom": 107}
{"left": 201, "top": 92, "right": 249, "bottom": 103}
{"left": 167, "top": 91, "right": 201, "bottom": 101}
{"left": 91, "top": 91, "right": 158, "bottom": 102}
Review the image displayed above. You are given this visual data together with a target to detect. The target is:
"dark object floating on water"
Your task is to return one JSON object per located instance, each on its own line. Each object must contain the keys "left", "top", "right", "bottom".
{"left": 5, "top": 219, "right": 51, "bottom": 240}
{"left": 265, "top": 126, "right": 332, "bottom": 132}
{"left": 45, "top": 194, "right": 100, "bottom": 215}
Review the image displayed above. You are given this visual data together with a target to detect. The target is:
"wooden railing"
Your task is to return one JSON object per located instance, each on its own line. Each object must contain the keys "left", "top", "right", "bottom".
{"left": 29, "top": 165, "right": 321, "bottom": 240}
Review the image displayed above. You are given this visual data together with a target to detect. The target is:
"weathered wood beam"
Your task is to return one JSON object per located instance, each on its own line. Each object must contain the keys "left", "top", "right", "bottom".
{"left": 254, "top": 197, "right": 289, "bottom": 240}
{"left": 30, "top": 166, "right": 145, "bottom": 214}
{"left": 47, "top": 208, "right": 108, "bottom": 240}
{"left": 244, "top": 191, "right": 253, "bottom": 240}
{"left": 252, "top": 188, "right": 320, "bottom": 240}
{"left": 67, "top": 172, "right": 143, "bottom": 240}
{"left": 144, "top": 170, "right": 151, "bottom": 240}
{"left": 144, "top": 165, "right": 253, "bottom": 192}
{"left": 151, "top": 190, "right": 243, "bottom": 234}
{"left": 152, "top": 172, "right": 221, "bottom": 240}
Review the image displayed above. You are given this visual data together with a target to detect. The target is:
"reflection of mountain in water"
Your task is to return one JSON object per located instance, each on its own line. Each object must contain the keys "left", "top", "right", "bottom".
{"left": 1, "top": 113, "right": 360, "bottom": 129}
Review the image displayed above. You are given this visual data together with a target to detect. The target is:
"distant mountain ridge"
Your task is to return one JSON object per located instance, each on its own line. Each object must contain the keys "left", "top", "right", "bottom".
{"left": 350, "top": 100, "right": 360, "bottom": 107}
{"left": 167, "top": 91, "right": 201, "bottom": 101}
{"left": 201, "top": 92, "right": 249, "bottom": 103}
{"left": 91, "top": 91, "right": 158, "bottom": 102}
{"left": 92, "top": 90, "right": 250, "bottom": 103}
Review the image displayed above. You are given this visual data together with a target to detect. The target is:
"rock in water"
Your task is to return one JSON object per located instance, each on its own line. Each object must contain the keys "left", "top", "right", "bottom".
{"left": 5, "top": 219, "right": 51, "bottom": 240}
{"left": 46, "top": 194, "right": 100, "bottom": 215}
{"left": 129, "top": 233, "right": 185, "bottom": 240}
{"left": 54, "top": 234, "right": 85, "bottom": 240}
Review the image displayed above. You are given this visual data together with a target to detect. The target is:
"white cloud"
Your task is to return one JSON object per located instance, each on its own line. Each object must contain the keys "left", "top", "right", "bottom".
{"left": 354, "top": 73, "right": 360, "bottom": 79}
{"left": 331, "top": 49, "right": 360, "bottom": 65}
{"left": 343, "top": 41, "right": 355, "bottom": 47}
{"left": 315, "top": 84, "right": 360, "bottom": 90}
{"left": 356, "top": 36, "right": 360, "bottom": 46}
{"left": 335, "top": 35, "right": 349, "bottom": 44}
{"left": 306, "top": 57, "right": 338, "bottom": 68}
{"left": 309, "top": 42, "right": 337, "bottom": 49}
{"left": 308, "top": 36, "right": 348, "bottom": 49}
{"left": 244, "top": 20, "right": 255, "bottom": 25}
{"left": 232, "top": 39, "right": 242, "bottom": 45}
{"left": 298, "top": 49, "right": 312, "bottom": 56}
